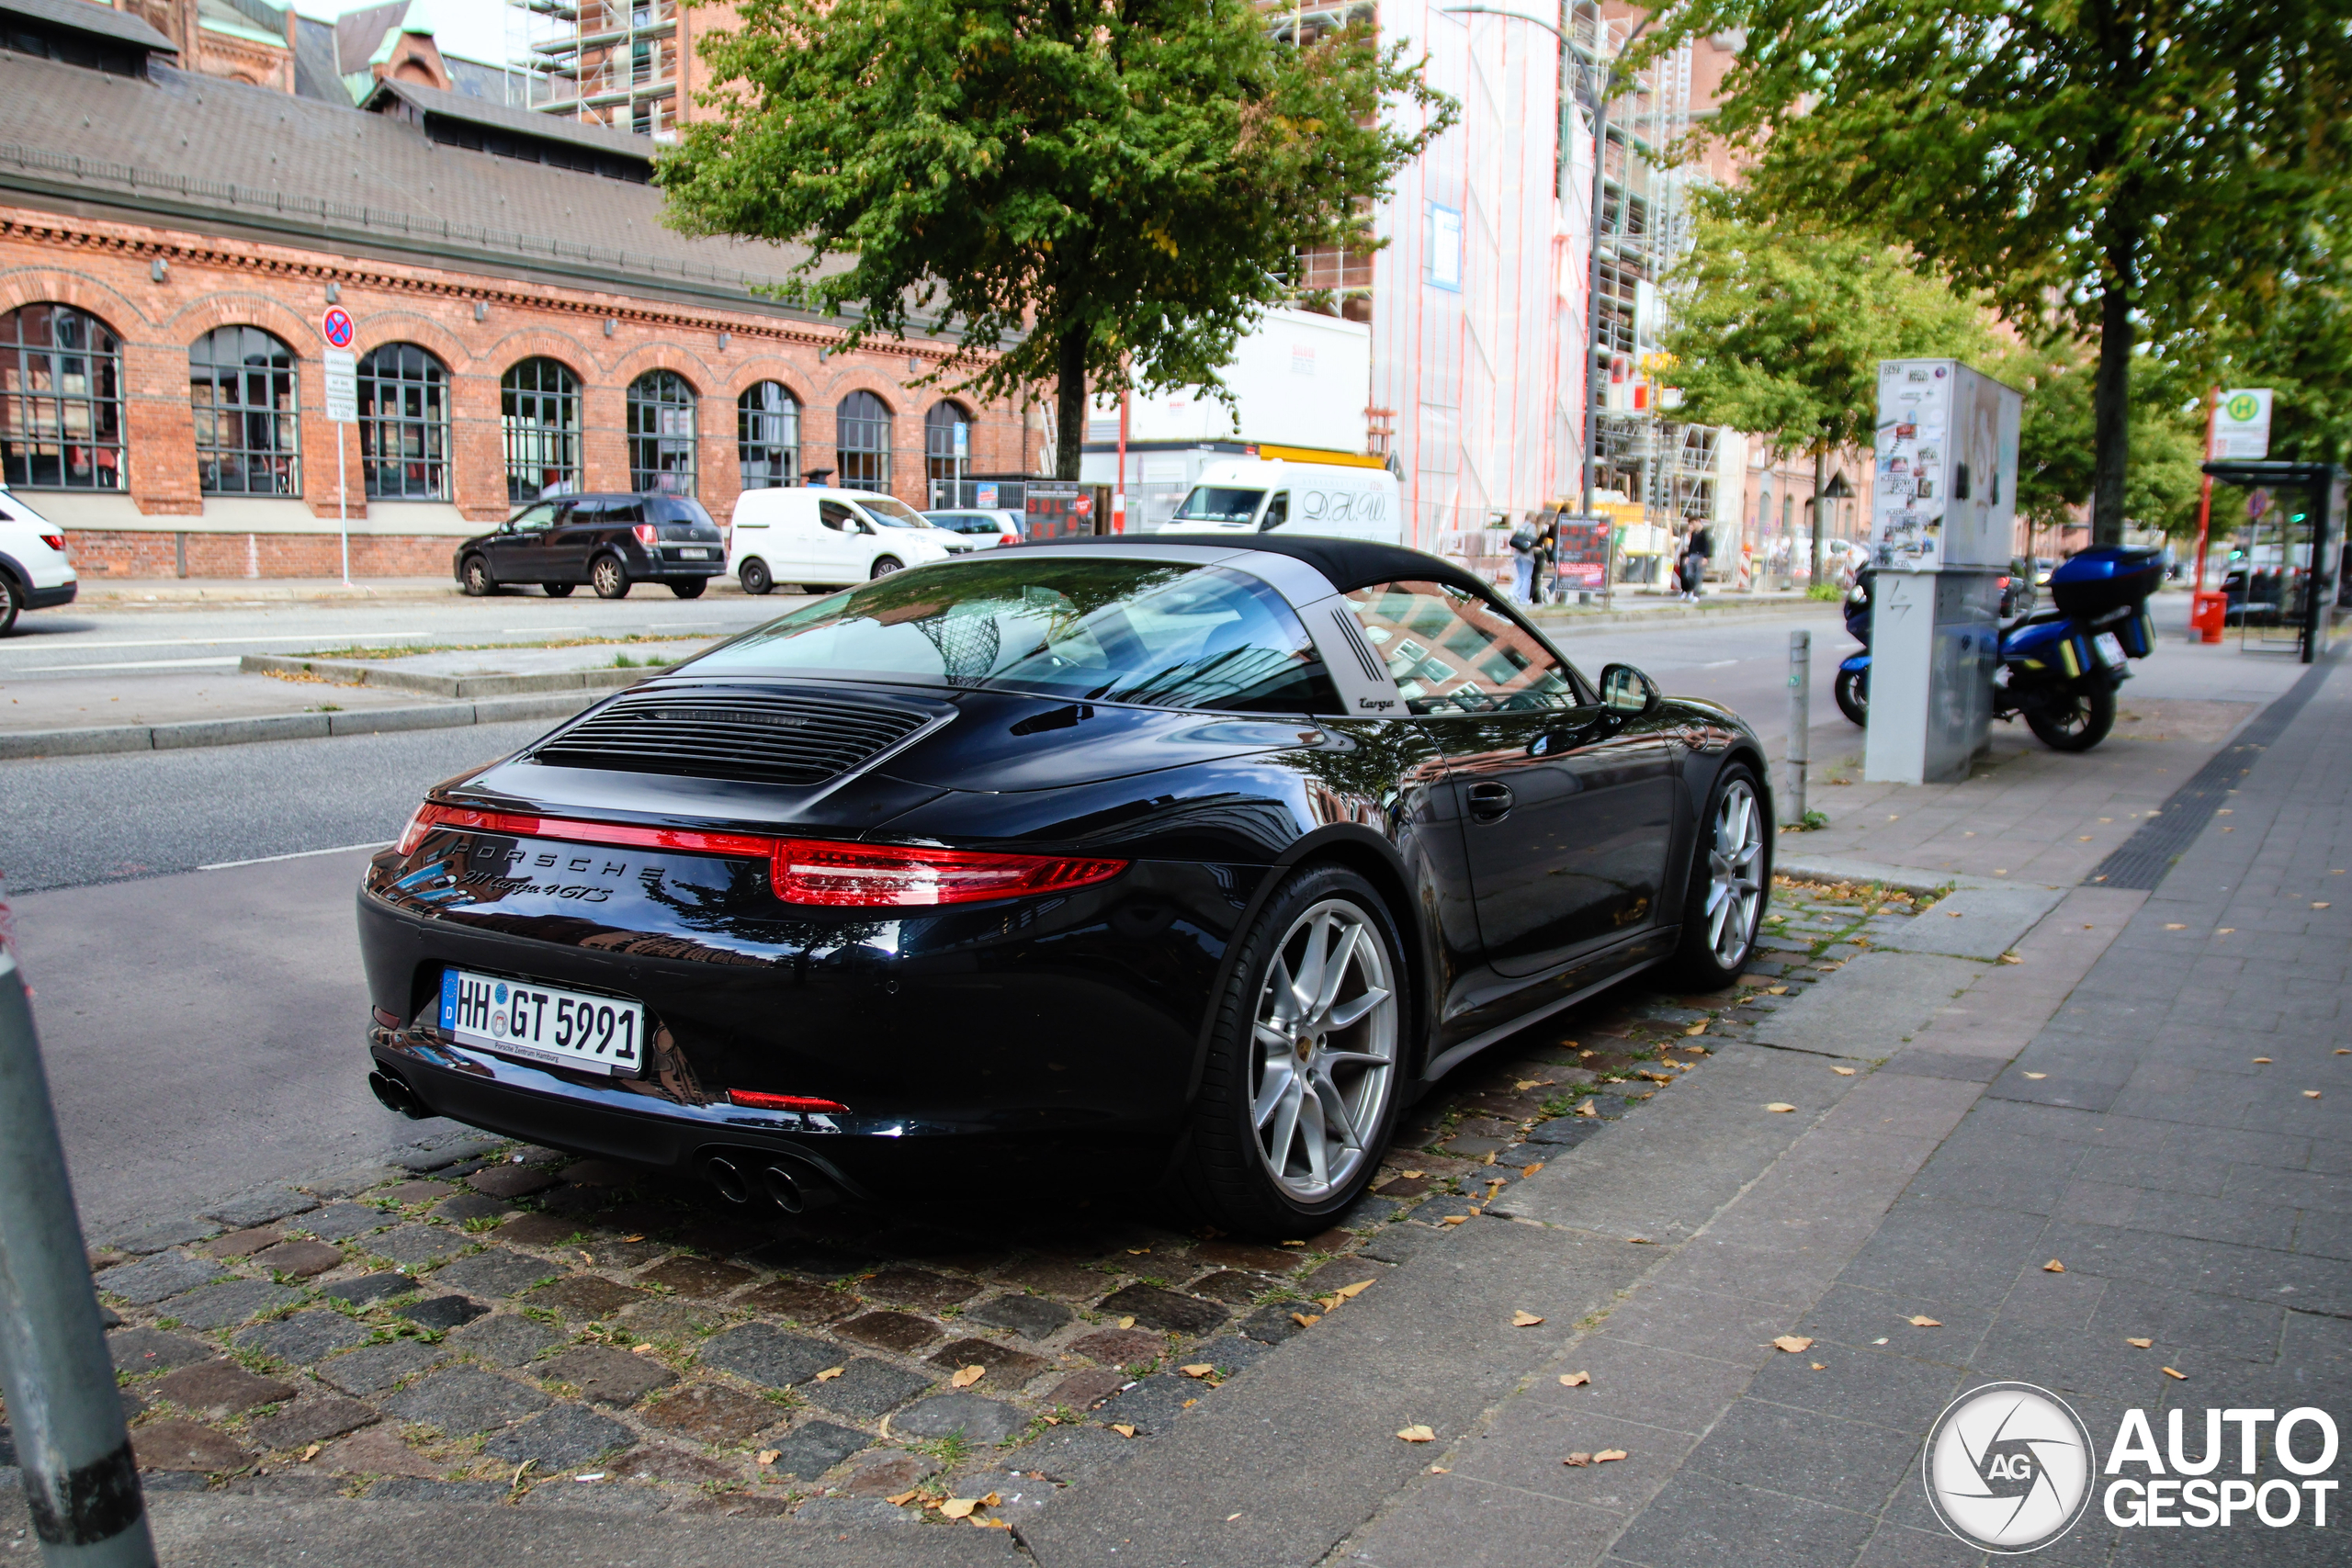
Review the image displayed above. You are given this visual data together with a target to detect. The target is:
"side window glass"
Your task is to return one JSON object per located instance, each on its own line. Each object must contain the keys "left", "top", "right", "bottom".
{"left": 1260, "top": 491, "right": 1289, "bottom": 532}
{"left": 819, "top": 502, "right": 854, "bottom": 532}
{"left": 508, "top": 503, "right": 555, "bottom": 532}
{"left": 1340, "top": 580, "right": 1583, "bottom": 715}
{"left": 605, "top": 501, "right": 644, "bottom": 525}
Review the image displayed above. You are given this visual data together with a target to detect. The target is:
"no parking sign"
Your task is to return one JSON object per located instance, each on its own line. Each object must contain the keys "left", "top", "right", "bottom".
{"left": 321, "top": 307, "right": 354, "bottom": 349}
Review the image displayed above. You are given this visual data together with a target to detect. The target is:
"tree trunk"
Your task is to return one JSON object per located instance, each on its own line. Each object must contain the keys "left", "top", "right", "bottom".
{"left": 1055, "top": 324, "right": 1088, "bottom": 481}
{"left": 1810, "top": 443, "right": 1827, "bottom": 587}
{"left": 2089, "top": 237, "right": 2136, "bottom": 548}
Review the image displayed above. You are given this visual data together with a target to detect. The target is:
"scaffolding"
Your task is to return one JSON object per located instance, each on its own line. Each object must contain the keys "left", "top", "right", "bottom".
{"left": 508, "top": 0, "right": 684, "bottom": 138}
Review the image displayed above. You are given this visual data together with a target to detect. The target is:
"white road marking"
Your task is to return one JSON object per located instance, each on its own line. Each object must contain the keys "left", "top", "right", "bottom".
{"left": 1697, "top": 659, "right": 1742, "bottom": 668}
{"left": 20, "top": 657, "right": 242, "bottom": 671}
{"left": 1, "top": 632, "right": 434, "bottom": 651}
{"left": 198, "top": 842, "right": 390, "bottom": 872}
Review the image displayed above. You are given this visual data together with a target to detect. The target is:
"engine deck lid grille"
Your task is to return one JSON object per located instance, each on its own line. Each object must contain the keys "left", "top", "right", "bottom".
{"left": 529, "top": 685, "right": 942, "bottom": 786}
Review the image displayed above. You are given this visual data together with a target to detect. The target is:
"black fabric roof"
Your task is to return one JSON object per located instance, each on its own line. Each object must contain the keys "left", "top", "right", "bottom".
{"left": 1019, "top": 534, "right": 1493, "bottom": 599}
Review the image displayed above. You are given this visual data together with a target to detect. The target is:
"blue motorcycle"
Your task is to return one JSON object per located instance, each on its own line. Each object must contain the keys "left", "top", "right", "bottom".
{"left": 1834, "top": 547, "right": 2162, "bottom": 751}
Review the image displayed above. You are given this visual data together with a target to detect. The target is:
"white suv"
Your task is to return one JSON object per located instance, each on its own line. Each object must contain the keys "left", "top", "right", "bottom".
{"left": 0, "top": 487, "right": 77, "bottom": 633}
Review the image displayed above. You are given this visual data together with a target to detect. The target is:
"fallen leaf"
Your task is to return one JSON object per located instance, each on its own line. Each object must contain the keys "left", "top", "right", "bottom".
{"left": 2126, "top": 1337, "right": 2153, "bottom": 1348}
{"left": 1594, "top": 1449, "right": 1627, "bottom": 1463}
{"left": 1514, "top": 1079, "right": 1548, "bottom": 1091}
{"left": 1182, "top": 1398, "right": 1199, "bottom": 1408}
{"left": 1442, "top": 1214, "right": 1470, "bottom": 1225}
{"left": 1110, "top": 1424, "right": 1136, "bottom": 1438}
{"left": 1908, "top": 1315, "right": 1941, "bottom": 1327}
{"left": 1773, "top": 1335, "right": 1814, "bottom": 1353}
{"left": 1560, "top": 1371, "right": 1590, "bottom": 1387}
{"left": 2338, "top": 1049, "right": 2350, "bottom": 1055}
{"left": 2162, "top": 1367, "right": 2188, "bottom": 1381}
{"left": 1126, "top": 1248, "right": 1149, "bottom": 1255}
{"left": 2315, "top": 902, "right": 2333, "bottom": 910}
{"left": 631, "top": 1343, "right": 655, "bottom": 1354}
{"left": 814, "top": 1366, "right": 844, "bottom": 1382}
{"left": 1686, "top": 1022, "right": 1708, "bottom": 1036}
{"left": 972, "top": 1518, "right": 1012, "bottom": 1530}
{"left": 1999, "top": 953, "right": 2021, "bottom": 964}
{"left": 2043, "top": 1259, "right": 2066, "bottom": 1273}
{"left": 1402, "top": 1169, "right": 1426, "bottom": 1179}
{"left": 1281, "top": 1239, "right": 1308, "bottom": 1247}
{"left": 1290, "top": 1312, "right": 1322, "bottom": 1328}
{"left": 1562, "top": 1452, "right": 1591, "bottom": 1467}
{"left": 1397, "top": 1425, "right": 1436, "bottom": 1443}
{"left": 2255, "top": 1056, "right": 2273, "bottom": 1063}
{"left": 1765, "top": 1102, "right": 1797, "bottom": 1113}
{"left": 1227, "top": 1513, "right": 1242, "bottom": 1521}
{"left": 2306, "top": 1090, "right": 2324, "bottom": 1100}
{"left": 2023, "top": 1072, "right": 2048, "bottom": 1080}
{"left": 939, "top": 1498, "right": 978, "bottom": 1520}
{"left": 1521, "top": 1162, "right": 1544, "bottom": 1177}
{"left": 1766, "top": 985, "right": 1789, "bottom": 996}
{"left": 1811, "top": 1362, "right": 1826, "bottom": 1371}
{"left": 1118, "top": 1316, "right": 1136, "bottom": 1329}
{"left": 950, "top": 1365, "right": 987, "bottom": 1389}
{"left": 982, "top": 1493, "right": 1001, "bottom": 1506}
{"left": 300, "top": 1443, "right": 322, "bottom": 1462}
{"left": 1831, "top": 1066, "right": 1857, "bottom": 1077}
{"left": 1180, "top": 1363, "right": 1216, "bottom": 1379}
{"left": 1574, "top": 1102, "right": 1598, "bottom": 1118}
{"left": 1512, "top": 1310, "right": 1544, "bottom": 1326}
{"left": 886, "top": 1489, "right": 922, "bottom": 1506}
{"left": 1336, "top": 1279, "right": 1374, "bottom": 1300}
{"left": 619, "top": 1235, "right": 643, "bottom": 1243}
{"left": 755, "top": 1449, "right": 780, "bottom": 1465}
{"left": 2220, "top": 927, "right": 2234, "bottom": 932}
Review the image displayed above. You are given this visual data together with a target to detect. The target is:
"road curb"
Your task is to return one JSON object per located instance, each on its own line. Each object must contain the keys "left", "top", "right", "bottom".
{"left": 1526, "top": 595, "right": 1835, "bottom": 629}
{"left": 0, "top": 690, "right": 603, "bottom": 761}
{"left": 237, "top": 652, "right": 645, "bottom": 699}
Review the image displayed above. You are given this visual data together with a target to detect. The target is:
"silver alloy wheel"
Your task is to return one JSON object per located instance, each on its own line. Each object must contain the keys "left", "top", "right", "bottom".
{"left": 1249, "top": 899, "right": 1397, "bottom": 1201}
{"left": 1704, "top": 777, "right": 1766, "bottom": 967}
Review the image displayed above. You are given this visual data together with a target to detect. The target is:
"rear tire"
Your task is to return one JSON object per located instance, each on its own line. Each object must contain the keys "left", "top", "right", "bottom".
{"left": 1170, "top": 865, "right": 1408, "bottom": 1239}
{"left": 543, "top": 582, "right": 575, "bottom": 597}
{"left": 739, "top": 558, "right": 774, "bottom": 596}
{"left": 669, "top": 579, "right": 707, "bottom": 599}
{"left": 1834, "top": 666, "right": 1868, "bottom": 727}
{"left": 460, "top": 556, "right": 495, "bottom": 597}
{"left": 2025, "top": 684, "right": 2115, "bottom": 751}
{"left": 591, "top": 554, "right": 630, "bottom": 600}
{"left": 1666, "top": 761, "right": 1770, "bottom": 990}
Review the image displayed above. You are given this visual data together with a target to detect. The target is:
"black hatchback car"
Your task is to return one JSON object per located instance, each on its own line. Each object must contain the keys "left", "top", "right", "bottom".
{"left": 456, "top": 494, "right": 727, "bottom": 599}
{"left": 365, "top": 536, "right": 1771, "bottom": 1235}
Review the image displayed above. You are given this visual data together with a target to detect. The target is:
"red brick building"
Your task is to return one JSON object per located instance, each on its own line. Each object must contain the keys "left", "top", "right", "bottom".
{"left": 0, "top": 1, "right": 1035, "bottom": 579}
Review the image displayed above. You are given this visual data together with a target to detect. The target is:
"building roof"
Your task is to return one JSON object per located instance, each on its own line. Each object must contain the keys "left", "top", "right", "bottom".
{"left": 0, "top": 0, "right": 176, "bottom": 53}
{"left": 0, "top": 46, "right": 924, "bottom": 333}
{"left": 361, "top": 75, "right": 650, "bottom": 165}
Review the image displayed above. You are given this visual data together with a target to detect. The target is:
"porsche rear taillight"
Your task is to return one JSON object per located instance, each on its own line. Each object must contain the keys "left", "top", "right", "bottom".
{"left": 390, "top": 803, "right": 1125, "bottom": 907}
{"left": 769, "top": 840, "right": 1126, "bottom": 907}
{"left": 726, "top": 1089, "right": 850, "bottom": 1112}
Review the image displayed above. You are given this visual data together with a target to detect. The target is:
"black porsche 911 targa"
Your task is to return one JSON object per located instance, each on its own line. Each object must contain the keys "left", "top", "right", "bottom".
{"left": 360, "top": 536, "right": 1771, "bottom": 1236}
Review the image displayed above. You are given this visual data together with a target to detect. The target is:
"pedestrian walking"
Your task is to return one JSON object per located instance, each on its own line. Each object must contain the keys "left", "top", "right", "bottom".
{"left": 1533, "top": 514, "right": 1559, "bottom": 605}
{"left": 1508, "top": 514, "right": 1540, "bottom": 604}
{"left": 1682, "top": 523, "right": 1713, "bottom": 601}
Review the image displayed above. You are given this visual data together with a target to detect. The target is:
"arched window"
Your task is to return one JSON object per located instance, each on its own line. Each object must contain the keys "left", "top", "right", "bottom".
{"left": 502, "top": 358, "right": 579, "bottom": 502}
{"left": 924, "top": 400, "right": 970, "bottom": 503}
{"left": 836, "top": 389, "right": 891, "bottom": 491}
{"left": 357, "top": 343, "right": 449, "bottom": 501}
{"left": 628, "top": 370, "right": 696, "bottom": 495}
{"left": 738, "top": 381, "right": 798, "bottom": 490}
{"left": 1, "top": 306, "right": 124, "bottom": 491}
{"left": 189, "top": 326, "right": 299, "bottom": 496}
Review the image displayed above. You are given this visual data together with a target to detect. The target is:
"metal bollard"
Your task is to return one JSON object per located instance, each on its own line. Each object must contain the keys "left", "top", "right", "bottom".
{"left": 0, "top": 937, "right": 157, "bottom": 1568}
{"left": 1786, "top": 629, "right": 1811, "bottom": 826}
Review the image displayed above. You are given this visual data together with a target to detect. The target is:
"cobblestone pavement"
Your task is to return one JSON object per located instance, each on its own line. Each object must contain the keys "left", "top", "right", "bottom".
{"left": 1, "top": 876, "right": 1938, "bottom": 1547}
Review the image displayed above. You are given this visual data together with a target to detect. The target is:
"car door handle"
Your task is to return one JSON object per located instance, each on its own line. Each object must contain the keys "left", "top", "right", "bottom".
{"left": 1466, "top": 781, "right": 1514, "bottom": 822}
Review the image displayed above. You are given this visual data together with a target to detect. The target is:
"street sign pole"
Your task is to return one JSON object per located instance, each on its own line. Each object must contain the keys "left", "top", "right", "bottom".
{"left": 320, "top": 310, "right": 358, "bottom": 587}
{"left": 1786, "top": 629, "right": 1810, "bottom": 825}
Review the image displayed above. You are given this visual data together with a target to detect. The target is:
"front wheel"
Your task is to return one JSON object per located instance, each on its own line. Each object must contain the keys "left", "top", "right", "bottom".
{"left": 0, "top": 574, "right": 21, "bottom": 635}
{"left": 870, "top": 557, "right": 903, "bottom": 580}
{"left": 1170, "top": 865, "right": 1407, "bottom": 1238}
{"left": 1834, "top": 666, "right": 1868, "bottom": 727}
{"left": 669, "top": 579, "right": 707, "bottom": 599}
{"left": 739, "top": 558, "right": 773, "bottom": 596}
{"left": 2024, "top": 683, "right": 2115, "bottom": 752}
{"left": 460, "top": 556, "right": 495, "bottom": 597}
{"left": 1666, "top": 762, "right": 1770, "bottom": 990}
{"left": 591, "top": 555, "right": 631, "bottom": 600}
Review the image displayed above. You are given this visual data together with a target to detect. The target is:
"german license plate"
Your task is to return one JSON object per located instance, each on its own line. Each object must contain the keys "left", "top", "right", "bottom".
{"left": 439, "top": 969, "right": 642, "bottom": 1076}
{"left": 2094, "top": 632, "right": 2128, "bottom": 667}
{"left": 676, "top": 547, "right": 711, "bottom": 559}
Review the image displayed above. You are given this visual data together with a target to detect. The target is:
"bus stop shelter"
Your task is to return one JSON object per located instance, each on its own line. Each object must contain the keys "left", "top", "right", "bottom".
{"left": 2199, "top": 460, "right": 2346, "bottom": 663}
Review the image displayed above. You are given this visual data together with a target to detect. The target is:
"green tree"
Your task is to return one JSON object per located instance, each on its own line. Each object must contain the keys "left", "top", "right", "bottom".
{"left": 1661, "top": 199, "right": 1995, "bottom": 581}
{"left": 658, "top": 0, "right": 1453, "bottom": 479}
{"left": 2002, "top": 348, "right": 2205, "bottom": 545}
{"left": 1641, "top": 0, "right": 2352, "bottom": 546}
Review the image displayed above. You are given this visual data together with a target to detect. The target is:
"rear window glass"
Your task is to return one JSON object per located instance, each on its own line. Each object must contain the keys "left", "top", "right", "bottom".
{"left": 686, "top": 557, "right": 1340, "bottom": 714}
{"left": 656, "top": 499, "right": 716, "bottom": 527}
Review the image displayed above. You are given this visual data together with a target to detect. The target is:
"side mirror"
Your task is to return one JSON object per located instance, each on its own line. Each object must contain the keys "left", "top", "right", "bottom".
{"left": 1600, "top": 663, "right": 1659, "bottom": 716}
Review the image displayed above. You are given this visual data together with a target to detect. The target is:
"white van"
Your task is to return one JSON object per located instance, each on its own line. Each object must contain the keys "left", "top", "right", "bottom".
{"left": 727, "top": 488, "right": 956, "bottom": 595}
{"left": 0, "top": 485, "right": 78, "bottom": 633}
{"left": 1158, "top": 458, "right": 1402, "bottom": 547}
